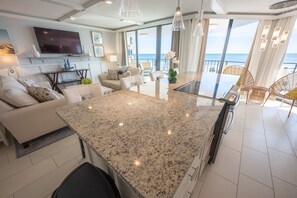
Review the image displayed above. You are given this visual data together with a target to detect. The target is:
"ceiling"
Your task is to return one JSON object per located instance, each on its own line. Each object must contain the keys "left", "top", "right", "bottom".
{"left": 0, "top": 0, "right": 296, "bottom": 30}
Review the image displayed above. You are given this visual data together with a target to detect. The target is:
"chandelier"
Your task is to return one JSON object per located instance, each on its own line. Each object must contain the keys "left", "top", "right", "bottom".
{"left": 259, "top": 0, "right": 296, "bottom": 51}
{"left": 171, "top": 0, "right": 185, "bottom": 31}
{"left": 119, "top": 0, "right": 142, "bottom": 18}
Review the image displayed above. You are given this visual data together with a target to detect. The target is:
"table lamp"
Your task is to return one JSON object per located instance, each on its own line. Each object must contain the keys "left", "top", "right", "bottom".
{"left": 109, "top": 55, "right": 118, "bottom": 67}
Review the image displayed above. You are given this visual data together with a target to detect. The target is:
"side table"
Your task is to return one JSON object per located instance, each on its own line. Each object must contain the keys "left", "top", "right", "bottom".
{"left": 248, "top": 86, "right": 268, "bottom": 104}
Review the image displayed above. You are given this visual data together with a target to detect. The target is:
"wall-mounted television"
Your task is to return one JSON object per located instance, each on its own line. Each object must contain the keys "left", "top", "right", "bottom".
{"left": 33, "top": 27, "right": 82, "bottom": 55}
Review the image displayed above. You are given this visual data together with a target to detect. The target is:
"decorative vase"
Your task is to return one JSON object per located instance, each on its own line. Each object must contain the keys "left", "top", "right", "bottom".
{"left": 32, "top": 44, "right": 40, "bottom": 58}
{"left": 168, "top": 77, "right": 177, "bottom": 84}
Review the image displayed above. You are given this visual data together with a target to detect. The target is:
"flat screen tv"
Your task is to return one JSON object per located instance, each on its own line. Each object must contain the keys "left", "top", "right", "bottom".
{"left": 33, "top": 27, "right": 82, "bottom": 54}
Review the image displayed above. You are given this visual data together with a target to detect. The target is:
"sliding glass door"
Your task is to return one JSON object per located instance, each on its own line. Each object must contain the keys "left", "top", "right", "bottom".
{"left": 204, "top": 19, "right": 258, "bottom": 74}
{"left": 126, "top": 24, "right": 172, "bottom": 74}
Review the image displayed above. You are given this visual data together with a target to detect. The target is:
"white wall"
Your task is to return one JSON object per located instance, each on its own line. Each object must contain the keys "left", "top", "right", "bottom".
{"left": 0, "top": 15, "right": 117, "bottom": 84}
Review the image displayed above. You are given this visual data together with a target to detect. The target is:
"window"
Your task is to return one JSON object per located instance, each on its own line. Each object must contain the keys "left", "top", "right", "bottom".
{"left": 204, "top": 19, "right": 258, "bottom": 73}
{"left": 125, "top": 24, "right": 172, "bottom": 74}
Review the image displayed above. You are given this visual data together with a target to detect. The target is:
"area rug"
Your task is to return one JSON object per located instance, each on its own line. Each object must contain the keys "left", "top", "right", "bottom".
{"left": 15, "top": 127, "right": 74, "bottom": 158}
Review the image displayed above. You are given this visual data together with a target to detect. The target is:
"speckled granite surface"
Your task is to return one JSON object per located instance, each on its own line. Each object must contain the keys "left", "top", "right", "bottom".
{"left": 57, "top": 72, "right": 226, "bottom": 198}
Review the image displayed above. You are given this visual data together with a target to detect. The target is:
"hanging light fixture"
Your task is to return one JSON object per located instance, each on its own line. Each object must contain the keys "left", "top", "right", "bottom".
{"left": 171, "top": 0, "right": 185, "bottom": 31}
{"left": 119, "top": 0, "right": 142, "bottom": 18}
{"left": 193, "top": 0, "right": 204, "bottom": 37}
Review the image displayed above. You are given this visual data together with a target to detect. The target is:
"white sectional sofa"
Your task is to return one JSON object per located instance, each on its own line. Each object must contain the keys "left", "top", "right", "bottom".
{"left": 0, "top": 69, "right": 66, "bottom": 145}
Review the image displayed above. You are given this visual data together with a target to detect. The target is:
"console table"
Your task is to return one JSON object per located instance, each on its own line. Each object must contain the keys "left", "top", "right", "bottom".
{"left": 42, "top": 69, "right": 89, "bottom": 93}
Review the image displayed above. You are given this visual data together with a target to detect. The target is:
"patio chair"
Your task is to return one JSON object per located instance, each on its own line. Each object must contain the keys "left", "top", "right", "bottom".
{"left": 262, "top": 72, "right": 297, "bottom": 111}
{"left": 150, "top": 71, "right": 164, "bottom": 81}
{"left": 285, "top": 87, "right": 297, "bottom": 117}
{"left": 223, "top": 65, "right": 255, "bottom": 103}
{"left": 140, "top": 62, "right": 153, "bottom": 76}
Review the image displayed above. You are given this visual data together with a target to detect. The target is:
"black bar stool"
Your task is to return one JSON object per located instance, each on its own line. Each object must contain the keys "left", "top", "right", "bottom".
{"left": 52, "top": 162, "right": 121, "bottom": 198}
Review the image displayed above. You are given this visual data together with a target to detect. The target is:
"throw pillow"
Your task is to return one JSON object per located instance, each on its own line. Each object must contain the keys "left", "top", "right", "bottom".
{"left": 118, "top": 71, "right": 132, "bottom": 79}
{"left": 0, "top": 99, "right": 15, "bottom": 113}
{"left": 26, "top": 86, "right": 61, "bottom": 102}
{"left": 107, "top": 69, "right": 119, "bottom": 80}
{"left": 0, "top": 76, "right": 39, "bottom": 107}
{"left": 18, "top": 78, "right": 37, "bottom": 87}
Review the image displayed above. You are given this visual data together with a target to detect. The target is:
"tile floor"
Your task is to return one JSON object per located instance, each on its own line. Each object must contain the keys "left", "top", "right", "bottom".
{"left": 0, "top": 99, "right": 296, "bottom": 198}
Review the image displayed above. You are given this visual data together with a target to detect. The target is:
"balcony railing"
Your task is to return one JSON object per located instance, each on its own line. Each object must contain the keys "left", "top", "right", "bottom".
{"left": 132, "top": 59, "right": 297, "bottom": 74}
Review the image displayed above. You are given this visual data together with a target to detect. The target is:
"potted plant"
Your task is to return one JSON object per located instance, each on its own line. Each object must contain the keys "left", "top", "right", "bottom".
{"left": 165, "top": 51, "right": 180, "bottom": 83}
{"left": 81, "top": 78, "right": 92, "bottom": 85}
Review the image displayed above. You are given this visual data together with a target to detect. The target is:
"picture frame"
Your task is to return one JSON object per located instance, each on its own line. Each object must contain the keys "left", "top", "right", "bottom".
{"left": 91, "top": 31, "right": 103, "bottom": 44}
{"left": 93, "top": 45, "right": 105, "bottom": 57}
{"left": 0, "top": 28, "right": 15, "bottom": 55}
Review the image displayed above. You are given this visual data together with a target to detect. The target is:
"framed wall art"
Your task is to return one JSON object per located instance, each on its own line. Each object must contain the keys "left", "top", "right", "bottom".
{"left": 0, "top": 29, "right": 15, "bottom": 55}
{"left": 93, "top": 45, "right": 105, "bottom": 57}
{"left": 91, "top": 31, "right": 103, "bottom": 44}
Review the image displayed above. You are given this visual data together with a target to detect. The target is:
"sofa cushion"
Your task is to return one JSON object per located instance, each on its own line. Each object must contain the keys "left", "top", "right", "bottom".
{"left": 18, "top": 77, "right": 37, "bottom": 87}
{"left": 27, "top": 86, "right": 61, "bottom": 102}
{"left": 101, "top": 80, "right": 121, "bottom": 91}
{"left": 0, "top": 99, "right": 15, "bottom": 113}
{"left": 118, "top": 71, "right": 131, "bottom": 79}
{"left": 127, "top": 67, "right": 141, "bottom": 76}
{"left": 0, "top": 76, "right": 39, "bottom": 107}
{"left": 107, "top": 70, "right": 119, "bottom": 80}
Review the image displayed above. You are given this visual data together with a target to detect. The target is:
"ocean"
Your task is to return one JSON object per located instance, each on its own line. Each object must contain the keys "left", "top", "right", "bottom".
{"left": 133, "top": 53, "right": 297, "bottom": 64}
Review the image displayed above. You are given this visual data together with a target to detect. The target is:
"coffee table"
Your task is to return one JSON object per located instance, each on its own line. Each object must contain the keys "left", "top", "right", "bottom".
{"left": 248, "top": 86, "right": 268, "bottom": 104}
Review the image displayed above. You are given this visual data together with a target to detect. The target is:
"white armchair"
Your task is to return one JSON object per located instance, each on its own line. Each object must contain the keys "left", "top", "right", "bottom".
{"left": 120, "top": 75, "right": 144, "bottom": 89}
{"left": 63, "top": 84, "right": 104, "bottom": 104}
{"left": 150, "top": 71, "right": 164, "bottom": 81}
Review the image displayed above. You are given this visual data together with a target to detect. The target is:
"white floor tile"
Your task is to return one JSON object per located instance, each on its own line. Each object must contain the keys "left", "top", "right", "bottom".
{"left": 263, "top": 120, "right": 286, "bottom": 134}
{"left": 198, "top": 171, "right": 237, "bottom": 198}
{"left": 273, "top": 177, "right": 297, "bottom": 198}
{"left": 0, "top": 156, "right": 32, "bottom": 182}
{"left": 231, "top": 118, "right": 245, "bottom": 132}
{"left": 14, "top": 159, "right": 79, "bottom": 198}
{"left": 0, "top": 150, "right": 8, "bottom": 167}
{"left": 268, "top": 149, "right": 297, "bottom": 186}
{"left": 237, "top": 174, "right": 274, "bottom": 198}
{"left": 286, "top": 130, "right": 297, "bottom": 150}
{"left": 0, "top": 157, "right": 56, "bottom": 198}
{"left": 246, "top": 107, "right": 262, "bottom": 120}
{"left": 240, "top": 147, "right": 272, "bottom": 187}
{"left": 191, "top": 180, "right": 203, "bottom": 198}
{"left": 266, "top": 131, "right": 295, "bottom": 156}
{"left": 52, "top": 142, "right": 81, "bottom": 167}
{"left": 30, "top": 135, "right": 79, "bottom": 164}
{"left": 245, "top": 118, "right": 264, "bottom": 133}
{"left": 243, "top": 129, "right": 267, "bottom": 153}
{"left": 209, "top": 146, "right": 241, "bottom": 184}
{"left": 222, "top": 128, "right": 243, "bottom": 152}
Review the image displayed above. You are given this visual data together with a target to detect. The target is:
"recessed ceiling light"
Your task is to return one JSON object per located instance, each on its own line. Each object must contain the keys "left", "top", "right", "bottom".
{"left": 105, "top": 0, "right": 113, "bottom": 4}
{"left": 70, "top": 16, "right": 75, "bottom": 20}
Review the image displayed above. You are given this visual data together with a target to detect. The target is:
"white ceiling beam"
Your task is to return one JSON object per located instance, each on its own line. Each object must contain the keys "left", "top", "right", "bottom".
{"left": 206, "top": 0, "right": 228, "bottom": 15}
{"left": 41, "top": 0, "right": 84, "bottom": 11}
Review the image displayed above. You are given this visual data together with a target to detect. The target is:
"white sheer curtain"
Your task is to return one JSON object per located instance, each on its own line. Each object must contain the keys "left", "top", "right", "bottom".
{"left": 179, "top": 18, "right": 203, "bottom": 73}
{"left": 116, "top": 32, "right": 128, "bottom": 66}
{"left": 248, "top": 16, "right": 297, "bottom": 87}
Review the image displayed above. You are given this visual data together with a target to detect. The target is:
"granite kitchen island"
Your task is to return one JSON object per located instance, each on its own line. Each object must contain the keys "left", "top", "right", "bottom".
{"left": 57, "top": 72, "right": 238, "bottom": 198}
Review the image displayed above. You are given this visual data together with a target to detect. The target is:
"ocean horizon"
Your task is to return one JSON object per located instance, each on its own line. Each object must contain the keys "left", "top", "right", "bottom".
{"left": 133, "top": 53, "right": 297, "bottom": 64}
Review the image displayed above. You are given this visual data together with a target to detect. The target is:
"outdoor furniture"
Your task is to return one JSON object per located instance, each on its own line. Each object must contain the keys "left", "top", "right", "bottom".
{"left": 262, "top": 72, "right": 297, "bottom": 107}
{"left": 223, "top": 65, "right": 255, "bottom": 103}
{"left": 285, "top": 87, "right": 297, "bottom": 117}
{"left": 140, "top": 62, "right": 153, "bottom": 76}
{"left": 248, "top": 86, "right": 268, "bottom": 104}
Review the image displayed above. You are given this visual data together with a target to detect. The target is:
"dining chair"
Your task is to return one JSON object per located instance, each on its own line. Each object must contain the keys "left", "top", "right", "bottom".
{"left": 52, "top": 162, "right": 121, "bottom": 198}
{"left": 120, "top": 75, "right": 143, "bottom": 89}
{"left": 63, "top": 83, "right": 104, "bottom": 104}
{"left": 149, "top": 71, "right": 164, "bottom": 81}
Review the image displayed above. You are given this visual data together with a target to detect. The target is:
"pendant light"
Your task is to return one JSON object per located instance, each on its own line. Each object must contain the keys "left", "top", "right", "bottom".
{"left": 171, "top": 0, "right": 185, "bottom": 31}
{"left": 119, "top": 0, "right": 142, "bottom": 18}
{"left": 193, "top": 0, "right": 204, "bottom": 37}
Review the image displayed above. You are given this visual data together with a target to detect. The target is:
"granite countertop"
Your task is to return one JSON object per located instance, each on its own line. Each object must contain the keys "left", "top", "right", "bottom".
{"left": 57, "top": 72, "right": 226, "bottom": 198}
